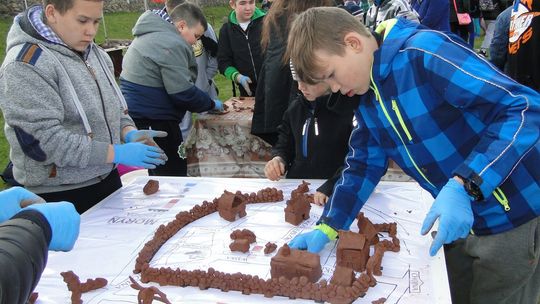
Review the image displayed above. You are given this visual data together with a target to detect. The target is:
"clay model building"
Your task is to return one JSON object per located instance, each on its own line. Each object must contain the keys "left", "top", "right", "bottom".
{"left": 291, "top": 180, "right": 310, "bottom": 198}
{"left": 330, "top": 265, "right": 355, "bottom": 287}
{"left": 264, "top": 242, "right": 277, "bottom": 254}
{"left": 270, "top": 244, "right": 322, "bottom": 283}
{"left": 217, "top": 190, "right": 247, "bottom": 221}
{"left": 132, "top": 187, "right": 400, "bottom": 303}
{"left": 143, "top": 179, "right": 159, "bottom": 195}
{"left": 336, "top": 230, "right": 371, "bottom": 272}
{"left": 357, "top": 212, "right": 379, "bottom": 245}
{"left": 229, "top": 229, "right": 256, "bottom": 253}
{"left": 229, "top": 238, "right": 250, "bottom": 253}
{"left": 284, "top": 193, "right": 311, "bottom": 225}
{"left": 230, "top": 229, "right": 256, "bottom": 244}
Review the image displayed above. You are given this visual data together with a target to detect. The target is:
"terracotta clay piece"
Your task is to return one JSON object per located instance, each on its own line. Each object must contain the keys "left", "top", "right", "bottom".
{"left": 330, "top": 265, "right": 355, "bottom": 287}
{"left": 132, "top": 187, "right": 400, "bottom": 303}
{"left": 230, "top": 229, "right": 256, "bottom": 244}
{"left": 264, "top": 242, "right": 277, "bottom": 254}
{"left": 229, "top": 238, "right": 250, "bottom": 253}
{"left": 291, "top": 181, "right": 310, "bottom": 198}
{"left": 336, "top": 230, "right": 371, "bottom": 272}
{"left": 217, "top": 190, "right": 247, "bottom": 222}
{"left": 284, "top": 193, "right": 312, "bottom": 226}
{"left": 357, "top": 212, "right": 380, "bottom": 245}
{"left": 270, "top": 244, "right": 322, "bottom": 283}
{"left": 28, "top": 292, "right": 38, "bottom": 304}
{"left": 372, "top": 297, "right": 387, "bottom": 304}
{"left": 129, "top": 276, "right": 171, "bottom": 304}
{"left": 143, "top": 179, "right": 159, "bottom": 195}
{"left": 60, "top": 270, "right": 108, "bottom": 304}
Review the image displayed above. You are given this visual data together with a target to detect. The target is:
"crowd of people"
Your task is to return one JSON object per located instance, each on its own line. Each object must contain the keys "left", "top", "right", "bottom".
{"left": 0, "top": 0, "right": 538, "bottom": 303}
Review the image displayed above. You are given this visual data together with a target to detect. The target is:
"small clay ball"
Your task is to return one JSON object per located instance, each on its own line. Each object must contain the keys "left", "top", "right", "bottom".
{"left": 143, "top": 179, "right": 159, "bottom": 195}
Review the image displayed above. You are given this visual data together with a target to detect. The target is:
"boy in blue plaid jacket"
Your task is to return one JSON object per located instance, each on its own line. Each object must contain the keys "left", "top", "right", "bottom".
{"left": 286, "top": 7, "right": 540, "bottom": 304}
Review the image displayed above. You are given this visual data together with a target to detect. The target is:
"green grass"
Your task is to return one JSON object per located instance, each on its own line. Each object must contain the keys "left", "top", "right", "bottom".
{"left": 0, "top": 5, "right": 234, "bottom": 189}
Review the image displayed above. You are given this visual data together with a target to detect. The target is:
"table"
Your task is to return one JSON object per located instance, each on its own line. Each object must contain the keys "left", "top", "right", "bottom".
{"left": 35, "top": 177, "right": 451, "bottom": 303}
{"left": 100, "top": 39, "right": 131, "bottom": 77}
{"left": 184, "top": 97, "right": 273, "bottom": 178}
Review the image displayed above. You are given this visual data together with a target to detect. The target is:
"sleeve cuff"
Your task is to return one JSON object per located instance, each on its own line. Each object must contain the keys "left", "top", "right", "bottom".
{"left": 314, "top": 223, "right": 338, "bottom": 240}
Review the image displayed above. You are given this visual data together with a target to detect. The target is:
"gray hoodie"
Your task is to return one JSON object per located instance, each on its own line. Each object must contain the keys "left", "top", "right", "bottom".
{"left": 0, "top": 8, "right": 134, "bottom": 193}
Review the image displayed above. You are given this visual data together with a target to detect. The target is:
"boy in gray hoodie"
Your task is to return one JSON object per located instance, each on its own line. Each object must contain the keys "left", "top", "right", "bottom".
{"left": 0, "top": 0, "right": 167, "bottom": 213}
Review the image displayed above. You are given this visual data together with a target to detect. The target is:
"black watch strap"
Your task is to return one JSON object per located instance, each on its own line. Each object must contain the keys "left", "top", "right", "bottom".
{"left": 455, "top": 174, "right": 484, "bottom": 201}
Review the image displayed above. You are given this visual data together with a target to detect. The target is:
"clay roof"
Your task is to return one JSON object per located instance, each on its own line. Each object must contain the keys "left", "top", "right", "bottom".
{"left": 337, "top": 230, "right": 367, "bottom": 250}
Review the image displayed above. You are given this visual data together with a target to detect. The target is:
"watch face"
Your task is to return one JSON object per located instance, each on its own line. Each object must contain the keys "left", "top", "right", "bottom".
{"left": 465, "top": 180, "right": 484, "bottom": 201}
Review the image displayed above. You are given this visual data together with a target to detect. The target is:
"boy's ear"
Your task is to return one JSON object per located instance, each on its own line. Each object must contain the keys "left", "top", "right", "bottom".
{"left": 229, "top": 0, "right": 236, "bottom": 9}
{"left": 343, "top": 32, "right": 363, "bottom": 53}
{"left": 44, "top": 4, "right": 59, "bottom": 23}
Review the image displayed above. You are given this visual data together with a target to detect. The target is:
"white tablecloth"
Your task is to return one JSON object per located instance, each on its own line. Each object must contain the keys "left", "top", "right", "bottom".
{"left": 35, "top": 177, "right": 451, "bottom": 303}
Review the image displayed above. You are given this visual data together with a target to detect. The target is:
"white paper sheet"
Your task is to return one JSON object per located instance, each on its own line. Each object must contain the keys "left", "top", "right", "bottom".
{"left": 35, "top": 177, "right": 451, "bottom": 303}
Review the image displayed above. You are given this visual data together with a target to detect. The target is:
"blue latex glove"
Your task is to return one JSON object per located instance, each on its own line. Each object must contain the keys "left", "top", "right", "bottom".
{"left": 288, "top": 229, "right": 330, "bottom": 253}
{"left": 125, "top": 129, "right": 168, "bottom": 146}
{"left": 113, "top": 143, "right": 166, "bottom": 169}
{"left": 235, "top": 74, "right": 252, "bottom": 96}
{"left": 421, "top": 178, "right": 474, "bottom": 256}
{"left": 0, "top": 186, "right": 45, "bottom": 223}
{"left": 23, "top": 202, "right": 80, "bottom": 251}
{"left": 213, "top": 99, "right": 224, "bottom": 112}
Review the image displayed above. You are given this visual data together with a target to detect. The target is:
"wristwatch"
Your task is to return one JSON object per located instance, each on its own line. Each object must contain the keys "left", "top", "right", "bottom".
{"left": 455, "top": 174, "right": 484, "bottom": 201}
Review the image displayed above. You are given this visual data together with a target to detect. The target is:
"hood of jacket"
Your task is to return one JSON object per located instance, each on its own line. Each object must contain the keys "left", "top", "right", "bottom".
{"left": 372, "top": 18, "right": 427, "bottom": 79}
{"left": 6, "top": 6, "right": 86, "bottom": 60}
{"left": 227, "top": 7, "right": 266, "bottom": 24}
{"left": 132, "top": 10, "right": 178, "bottom": 38}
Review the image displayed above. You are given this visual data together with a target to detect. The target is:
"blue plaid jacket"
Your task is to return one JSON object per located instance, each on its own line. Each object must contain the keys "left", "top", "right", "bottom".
{"left": 320, "top": 19, "right": 540, "bottom": 236}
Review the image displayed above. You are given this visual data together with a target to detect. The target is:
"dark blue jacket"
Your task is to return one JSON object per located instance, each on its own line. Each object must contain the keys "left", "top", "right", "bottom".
{"left": 411, "top": 0, "right": 451, "bottom": 31}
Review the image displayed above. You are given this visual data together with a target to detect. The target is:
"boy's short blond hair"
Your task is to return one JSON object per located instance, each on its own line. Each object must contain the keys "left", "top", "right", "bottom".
{"left": 286, "top": 7, "right": 371, "bottom": 85}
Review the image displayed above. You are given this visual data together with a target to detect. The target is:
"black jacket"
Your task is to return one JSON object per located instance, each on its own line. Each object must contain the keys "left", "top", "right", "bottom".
{"left": 252, "top": 15, "right": 295, "bottom": 141}
{"left": 217, "top": 9, "right": 265, "bottom": 97}
{"left": 0, "top": 210, "right": 50, "bottom": 304}
{"left": 272, "top": 91, "right": 359, "bottom": 196}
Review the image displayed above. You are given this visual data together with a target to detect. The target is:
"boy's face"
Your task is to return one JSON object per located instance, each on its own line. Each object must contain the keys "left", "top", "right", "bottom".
{"left": 298, "top": 81, "right": 330, "bottom": 101}
{"left": 45, "top": 0, "right": 103, "bottom": 52}
{"left": 176, "top": 21, "right": 205, "bottom": 45}
{"left": 230, "top": 0, "right": 255, "bottom": 23}
{"left": 312, "top": 33, "right": 373, "bottom": 96}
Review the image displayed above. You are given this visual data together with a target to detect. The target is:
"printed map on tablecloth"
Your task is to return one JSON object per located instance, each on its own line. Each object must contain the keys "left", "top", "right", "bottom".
{"left": 36, "top": 177, "right": 451, "bottom": 303}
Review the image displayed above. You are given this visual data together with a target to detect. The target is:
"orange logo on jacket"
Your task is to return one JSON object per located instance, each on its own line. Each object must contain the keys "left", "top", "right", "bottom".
{"left": 509, "top": 0, "right": 540, "bottom": 54}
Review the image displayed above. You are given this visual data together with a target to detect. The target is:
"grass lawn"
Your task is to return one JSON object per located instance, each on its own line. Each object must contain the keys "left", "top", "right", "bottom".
{"left": 0, "top": 4, "right": 234, "bottom": 189}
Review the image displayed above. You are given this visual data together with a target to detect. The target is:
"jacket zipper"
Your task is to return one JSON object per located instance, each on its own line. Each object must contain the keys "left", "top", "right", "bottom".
{"left": 241, "top": 25, "right": 258, "bottom": 82}
{"left": 493, "top": 187, "right": 510, "bottom": 211}
{"left": 302, "top": 117, "right": 311, "bottom": 158}
{"left": 391, "top": 99, "right": 413, "bottom": 143}
{"left": 370, "top": 70, "right": 435, "bottom": 189}
{"left": 84, "top": 59, "right": 113, "bottom": 144}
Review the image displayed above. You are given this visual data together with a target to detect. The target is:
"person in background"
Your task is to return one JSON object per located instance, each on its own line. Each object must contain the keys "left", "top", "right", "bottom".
{"left": 252, "top": 0, "right": 335, "bottom": 146}
{"left": 364, "top": 0, "right": 419, "bottom": 30}
{"left": 489, "top": 5, "right": 512, "bottom": 71}
{"left": 411, "top": 0, "right": 451, "bottom": 31}
{"left": 286, "top": 7, "right": 540, "bottom": 304}
{"left": 0, "top": 0, "right": 167, "bottom": 214}
{"left": 478, "top": 0, "right": 505, "bottom": 56}
{"left": 217, "top": 0, "right": 265, "bottom": 97}
{"left": 0, "top": 187, "right": 80, "bottom": 304}
{"left": 449, "top": 0, "right": 477, "bottom": 47}
{"left": 265, "top": 61, "right": 359, "bottom": 206}
{"left": 506, "top": 0, "right": 539, "bottom": 92}
{"left": 120, "top": 2, "right": 223, "bottom": 177}
{"left": 180, "top": 23, "right": 220, "bottom": 140}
